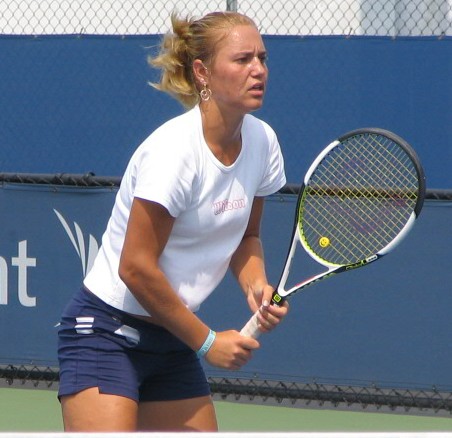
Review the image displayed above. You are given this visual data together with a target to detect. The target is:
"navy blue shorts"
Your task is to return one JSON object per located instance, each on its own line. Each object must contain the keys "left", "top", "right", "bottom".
{"left": 57, "top": 287, "right": 211, "bottom": 402}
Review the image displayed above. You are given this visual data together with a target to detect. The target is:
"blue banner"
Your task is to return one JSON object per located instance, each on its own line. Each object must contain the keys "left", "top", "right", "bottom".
{"left": 1, "top": 183, "right": 452, "bottom": 393}
{"left": 1, "top": 35, "right": 451, "bottom": 188}
{"left": 0, "top": 183, "right": 115, "bottom": 366}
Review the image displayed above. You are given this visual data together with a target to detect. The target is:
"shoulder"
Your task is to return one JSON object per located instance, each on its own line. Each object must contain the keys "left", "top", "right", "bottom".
{"left": 122, "top": 108, "right": 201, "bottom": 216}
{"left": 242, "top": 114, "right": 280, "bottom": 155}
{"left": 134, "top": 107, "right": 200, "bottom": 159}
{"left": 149, "top": 107, "right": 199, "bottom": 143}
{"left": 243, "top": 114, "right": 277, "bottom": 141}
{"left": 122, "top": 107, "right": 201, "bottom": 189}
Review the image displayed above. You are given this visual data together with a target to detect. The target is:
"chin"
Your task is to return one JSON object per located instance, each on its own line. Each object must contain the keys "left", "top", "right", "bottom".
{"left": 248, "top": 103, "right": 264, "bottom": 113}
{"left": 245, "top": 99, "right": 265, "bottom": 113}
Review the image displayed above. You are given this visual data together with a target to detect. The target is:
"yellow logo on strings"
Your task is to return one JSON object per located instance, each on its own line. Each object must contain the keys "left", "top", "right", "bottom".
{"left": 319, "top": 236, "right": 330, "bottom": 247}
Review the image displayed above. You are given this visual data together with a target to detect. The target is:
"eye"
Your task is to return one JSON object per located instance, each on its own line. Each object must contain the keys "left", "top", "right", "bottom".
{"left": 259, "top": 53, "right": 268, "bottom": 64}
{"left": 236, "top": 55, "right": 252, "bottom": 64}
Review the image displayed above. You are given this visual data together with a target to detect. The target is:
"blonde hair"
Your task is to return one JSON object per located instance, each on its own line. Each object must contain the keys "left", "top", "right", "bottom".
{"left": 149, "top": 11, "right": 257, "bottom": 109}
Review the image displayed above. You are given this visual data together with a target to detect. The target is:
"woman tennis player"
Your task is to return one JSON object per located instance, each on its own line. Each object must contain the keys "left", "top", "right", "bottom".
{"left": 57, "top": 11, "right": 289, "bottom": 432}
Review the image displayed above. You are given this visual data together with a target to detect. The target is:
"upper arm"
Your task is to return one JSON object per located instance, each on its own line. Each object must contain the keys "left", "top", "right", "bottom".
{"left": 119, "top": 197, "right": 175, "bottom": 281}
{"left": 244, "top": 196, "right": 265, "bottom": 239}
{"left": 229, "top": 196, "right": 265, "bottom": 279}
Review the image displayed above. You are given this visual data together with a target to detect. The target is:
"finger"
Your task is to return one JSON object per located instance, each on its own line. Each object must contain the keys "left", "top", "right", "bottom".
{"left": 261, "top": 284, "right": 275, "bottom": 303}
{"left": 256, "top": 318, "right": 274, "bottom": 332}
{"left": 258, "top": 300, "right": 270, "bottom": 319}
{"left": 257, "top": 308, "right": 285, "bottom": 331}
{"left": 258, "top": 308, "right": 279, "bottom": 326}
{"left": 239, "top": 336, "right": 260, "bottom": 350}
{"left": 257, "top": 322, "right": 275, "bottom": 334}
{"left": 232, "top": 352, "right": 251, "bottom": 368}
{"left": 266, "top": 301, "right": 289, "bottom": 318}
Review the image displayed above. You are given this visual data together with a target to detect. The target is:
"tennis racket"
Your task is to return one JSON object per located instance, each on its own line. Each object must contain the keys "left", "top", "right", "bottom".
{"left": 241, "top": 128, "right": 426, "bottom": 338}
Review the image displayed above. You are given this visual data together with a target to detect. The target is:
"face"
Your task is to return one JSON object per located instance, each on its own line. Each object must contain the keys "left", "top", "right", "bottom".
{"left": 206, "top": 24, "right": 268, "bottom": 114}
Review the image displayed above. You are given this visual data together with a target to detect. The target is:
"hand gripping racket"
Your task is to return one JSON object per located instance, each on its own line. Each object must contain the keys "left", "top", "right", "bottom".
{"left": 241, "top": 128, "right": 426, "bottom": 338}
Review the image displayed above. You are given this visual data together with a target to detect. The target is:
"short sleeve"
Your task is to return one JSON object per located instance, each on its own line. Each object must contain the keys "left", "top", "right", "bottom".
{"left": 132, "top": 128, "right": 196, "bottom": 218}
{"left": 255, "top": 124, "right": 286, "bottom": 197}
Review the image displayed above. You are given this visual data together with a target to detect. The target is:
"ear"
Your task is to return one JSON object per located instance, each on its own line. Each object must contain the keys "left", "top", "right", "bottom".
{"left": 193, "top": 59, "right": 209, "bottom": 85}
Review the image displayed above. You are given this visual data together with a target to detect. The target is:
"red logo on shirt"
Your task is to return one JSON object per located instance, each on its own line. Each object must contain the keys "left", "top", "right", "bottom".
{"left": 213, "top": 199, "right": 246, "bottom": 215}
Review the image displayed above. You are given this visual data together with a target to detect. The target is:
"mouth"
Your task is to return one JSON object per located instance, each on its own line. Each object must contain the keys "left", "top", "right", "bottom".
{"left": 249, "top": 83, "right": 265, "bottom": 94}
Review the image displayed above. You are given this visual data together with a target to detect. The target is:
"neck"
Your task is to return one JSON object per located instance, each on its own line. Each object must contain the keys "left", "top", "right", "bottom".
{"left": 199, "top": 102, "right": 244, "bottom": 166}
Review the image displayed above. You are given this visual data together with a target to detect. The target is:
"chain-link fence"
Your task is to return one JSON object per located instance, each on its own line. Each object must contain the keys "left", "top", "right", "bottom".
{"left": 1, "top": 0, "right": 451, "bottom": 36}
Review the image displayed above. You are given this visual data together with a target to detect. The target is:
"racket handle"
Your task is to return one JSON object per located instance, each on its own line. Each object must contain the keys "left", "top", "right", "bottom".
{"left": 240, "top": 310, "right": 261, "bottom": 339}
{"left": 240, "top": 292, "right": 285, "bottom": 339}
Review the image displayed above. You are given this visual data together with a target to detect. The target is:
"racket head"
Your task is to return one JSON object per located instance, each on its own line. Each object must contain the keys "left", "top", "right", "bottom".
{"left": 242, "top": 128, "right": 425, "bottom": 337}
{"left": 297, "top": 127, "right": 425, "bottom": 269}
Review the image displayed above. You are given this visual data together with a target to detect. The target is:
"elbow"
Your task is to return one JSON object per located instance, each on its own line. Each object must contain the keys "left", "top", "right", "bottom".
{"left": 118, "top": 256, "right": 142, "bottom": 290}
{"left": 118, "top": 255, "right": 160, "bottom": 296}
{"left": 118, "top": 259, "right": 132, "bottom": 287}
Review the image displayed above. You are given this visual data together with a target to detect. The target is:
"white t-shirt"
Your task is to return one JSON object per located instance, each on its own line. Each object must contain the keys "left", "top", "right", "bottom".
{"left": 84, "top": 105, "right": 286, "bottom": 316}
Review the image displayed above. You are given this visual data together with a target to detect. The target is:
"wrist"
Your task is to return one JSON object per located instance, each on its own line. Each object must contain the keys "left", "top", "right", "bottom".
{"left": 196, "top": 329, "right": 216, "bottom": 358}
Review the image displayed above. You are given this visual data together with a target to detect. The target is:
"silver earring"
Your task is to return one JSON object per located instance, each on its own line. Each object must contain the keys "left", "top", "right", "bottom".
{"left": 200, "top": 83, "right": 212, "bottom": 101}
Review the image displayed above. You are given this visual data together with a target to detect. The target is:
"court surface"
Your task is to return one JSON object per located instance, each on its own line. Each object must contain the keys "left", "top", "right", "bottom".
{"left": 1, "top": 387, "right": 452, "bottom": 433}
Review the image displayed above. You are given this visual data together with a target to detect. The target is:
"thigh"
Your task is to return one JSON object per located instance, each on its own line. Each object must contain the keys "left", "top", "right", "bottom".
{"left": 137, "top": 395, "right": 218, "bottom": 431}
{"left": 61, "top": 387, "right": 138, "bottom": 432}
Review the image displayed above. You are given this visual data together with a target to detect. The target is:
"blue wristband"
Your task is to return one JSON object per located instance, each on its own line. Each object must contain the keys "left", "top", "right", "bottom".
{"left": 196, "top": 329, "right": 216, "bottom": 358}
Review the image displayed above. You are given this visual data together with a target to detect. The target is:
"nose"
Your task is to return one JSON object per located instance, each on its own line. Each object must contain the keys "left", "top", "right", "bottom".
{"left": 250, "top": 57, "right": 266, "bottom": 75}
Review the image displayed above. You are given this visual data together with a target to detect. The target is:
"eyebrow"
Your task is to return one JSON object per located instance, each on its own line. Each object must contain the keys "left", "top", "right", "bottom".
{"left": 235, "top": 49, "right": 267, "bottom": 56}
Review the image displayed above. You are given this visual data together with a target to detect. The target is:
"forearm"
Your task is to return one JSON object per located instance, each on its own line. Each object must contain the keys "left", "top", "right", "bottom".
{"left": 230, "top": 234, "right": 268, "bottom": 301}
{"left": 118, "top": 199, "right": 261, "bottom": 369}
{"left": 120, "top": 262, "right": 261, "bottom": 369}
{"left": 118, "top": 198, "right": 211, "bottom": 351}
{"left": 230, "top": 234, "right": 289, "bottom": 335}
{"left": 120, "top": 264, "right": 210, "bottom": 352}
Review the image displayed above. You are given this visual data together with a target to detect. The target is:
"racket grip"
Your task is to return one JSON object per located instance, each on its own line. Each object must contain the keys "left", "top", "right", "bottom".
{"left": 240, "top": 310, "right": 261, "bottom": 339}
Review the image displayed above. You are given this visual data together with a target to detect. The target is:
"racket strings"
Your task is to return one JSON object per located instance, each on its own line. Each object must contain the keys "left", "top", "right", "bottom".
{"left": 299, "top": 133, "right": 420, "bottom": 265}
{"left": 308, "top": 141, "right": 417, "bottom": 261}
{"left": 334, "top": 137, "right": 417, "bottom": 232}
{"left": 352, "top": 135, "right": 419, "bottom": 196}
{"left": 305, "top": 161, "right": 415, "bottom": 262}
{"left": 303, "top": 187, "right": 409, "bottom": 264}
